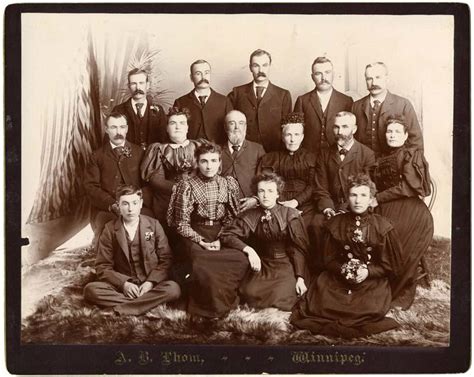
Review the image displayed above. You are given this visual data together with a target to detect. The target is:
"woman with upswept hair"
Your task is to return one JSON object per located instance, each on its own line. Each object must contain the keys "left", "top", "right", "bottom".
{"left": 167, "top": 141, "right": 248, "bottom": 319}
{"left": 221, "top": 172, "right": 309, "bottom": 311}
{"left": 291, "top": 173, "right": 404, "bottom": 338}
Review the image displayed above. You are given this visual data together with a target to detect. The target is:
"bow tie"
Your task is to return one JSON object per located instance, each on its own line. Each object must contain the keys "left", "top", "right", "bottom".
{"left": 339, "top": 148, "right": 348, "bottom": 156}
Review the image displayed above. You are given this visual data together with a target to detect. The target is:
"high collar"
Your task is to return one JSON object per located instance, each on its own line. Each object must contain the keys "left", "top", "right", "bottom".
{"left": 197, "top": 171, "right": 218, "bottom": 182}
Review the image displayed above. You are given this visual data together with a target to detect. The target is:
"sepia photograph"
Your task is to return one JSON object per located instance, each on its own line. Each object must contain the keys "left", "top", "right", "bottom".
{"left": 5, "top": 3, "right": 470, "bottom": 374}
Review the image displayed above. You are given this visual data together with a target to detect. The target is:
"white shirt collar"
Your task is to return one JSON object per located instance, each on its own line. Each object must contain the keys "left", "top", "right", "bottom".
{"left": 110, "top": 141, "right": 126, "bottom": 149}
{"left": 167, "top": 139, "right": 190, "bottom": 149}
{"left": 122, "top": 218, "right": 139, "bottom": 240}
{"left": 337, "top": 138, "right": 355, "bottom": 152}
{"left": 369, "top": 91, "right": 388, "bottom": 107}
{"left": 131, "top": 98, "right": 148, "bottom": 114}
{"left": 317, "top": 87, "right": 333, "bottom": 111}
{"left": 194, "top": 89, "right": 211, "bottom": 101}
{"left": 228, "top": 140, "right": 243, "bottom": 154}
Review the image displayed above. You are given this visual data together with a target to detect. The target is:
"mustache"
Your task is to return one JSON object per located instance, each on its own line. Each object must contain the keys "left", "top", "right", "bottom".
{"left": 197, "top": 79, "right": 210, "bottom": 85}
{"left": 319, "top": 80, "right": 331, "bottom": 85}
{"left": 257, "top": 72, "right": 266, "bottom": 78}
{"left": 113, "top": 135, "right": 125, "bottom": 140}
{"left": 133, "top": 89, "right": 145, "bottom": 95}
{"left": 369, "top": 85, "right": 382, "bottom": 90}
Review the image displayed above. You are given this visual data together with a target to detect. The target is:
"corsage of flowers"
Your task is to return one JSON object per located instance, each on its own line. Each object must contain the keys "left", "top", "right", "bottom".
{"left": 341, "top": 258, "right": 367, "bottom": 281}
{"left": 145, "top": 231, "right": 154, "bottom": 241}
{"left": 122, "top": 146, "right": 132, "bottom": 158}
{"left": 150, "top": 104, "right": 160, "bottom": 113}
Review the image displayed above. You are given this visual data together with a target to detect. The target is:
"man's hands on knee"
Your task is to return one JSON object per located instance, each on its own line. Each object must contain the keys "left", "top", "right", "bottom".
{"left": 123, "top": 281, "right": 140, "bottom": 298}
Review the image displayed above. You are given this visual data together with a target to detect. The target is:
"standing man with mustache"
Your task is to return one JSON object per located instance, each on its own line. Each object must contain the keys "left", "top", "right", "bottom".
{"left": 84, "top": 112, "right": 153, "bottom": 245}
{"left": 352, "top": 62, "right": 423, "bottom": 157}
{"left": 294, "top": 56, "right": 353, "bottom": 154}
{"left": 220, "top": 110, "right": 266, "bottom": 212}
{"left": 228, "top": 49, "right": 292, "bottom": 152}
{"left": 309, "top": 111, "right": 375, "bottom": 274}
{"left": 112, "top": 68, "right": 167, "bottom": 150}
{"left": 173, "top": 59, "right": 233, "bottom": 144}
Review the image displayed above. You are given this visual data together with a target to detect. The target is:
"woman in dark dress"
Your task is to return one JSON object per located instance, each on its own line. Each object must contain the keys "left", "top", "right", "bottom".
{"left": 221, "top": 172, "right": 309, "bottom": 311}
{"left": 257, "top": 112, "right": 316, "bottom": 227}
{"left": 290, "top": 174, "right": 404, "bottom": 338}
{"left": 140, "top": 107, "right": 202, "bottom": 223}
{"left": 372, "top": 117, "right": 434, "bottom": 309}
{"left": 167, "top": 142, "right": 248, "bottom": 318}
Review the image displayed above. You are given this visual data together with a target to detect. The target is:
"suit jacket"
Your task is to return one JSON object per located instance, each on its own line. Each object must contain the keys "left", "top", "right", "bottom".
{"left": 220, "top": 139, "right": 266, "bottom": 197}
{"left": 294, "top": 88, "right": 353, "bottom": 152}
{"left": 173, "top": 88, "right": 233, "bottom": 144}
{"left": 314, "top": 140, "right": 376, "bottom": 212}
{"left": 228, "top": 82, "right": 292, "bottom": 152}
{"left": 95, "top": 215, "right": 172, "bottom": 289}
{"left": 352, "top": 91, "right": 423, "bottom": 156}
{"left": 112, "top": 96, "right": 167, "bottom": 148}
{"left": 84, "top": 141, "right": 144, "bottom": 211}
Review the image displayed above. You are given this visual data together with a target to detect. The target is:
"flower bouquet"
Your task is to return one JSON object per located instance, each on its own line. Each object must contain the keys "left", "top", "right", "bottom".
{"left": 341, "top": 258, "right": 367, "bottom": 281}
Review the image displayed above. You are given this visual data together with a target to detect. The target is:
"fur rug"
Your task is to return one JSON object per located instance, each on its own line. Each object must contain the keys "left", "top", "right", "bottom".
{"left": 21, "top": 237, "right": 451, "bottom": 346}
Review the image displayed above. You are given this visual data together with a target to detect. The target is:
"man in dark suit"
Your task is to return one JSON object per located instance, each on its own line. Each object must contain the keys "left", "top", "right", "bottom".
{"left": 220, "top": 110, "right": 266, "bottom": 212}
{"left": 352, "top": 62, "right": 423, "bottom": 156}
{"left": 294, "top": 56, "right": 353, "bottom": 153}
{"left": 112, "top": 68, "right": 167, "bottom": 149}
{"left": 173, "top": 59, "right": 232, "bottom": 144}
{"left": 83, "top": 185, "right": 180, "bottom": 316}
{"left": 228, "top": 49, "right": 292, "bottom": 152}
{"left": 84, "top": 112, "right": 153, "bottom": 240}
{"left": 310, "top": 111, "right": 376, "bottom": 273}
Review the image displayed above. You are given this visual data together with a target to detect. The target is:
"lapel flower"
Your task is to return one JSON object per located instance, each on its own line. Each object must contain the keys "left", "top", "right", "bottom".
{"left": 260, "top": 209, "right": 272, "bottom": 223}
{"left": 145, "top": 231, "right": 154, "bottom": 241}
{"left": 122, "top": 146, "right": 132, "bottom": 158}
{"left": 150, "top": 105, "right": 160, "bottom": 113}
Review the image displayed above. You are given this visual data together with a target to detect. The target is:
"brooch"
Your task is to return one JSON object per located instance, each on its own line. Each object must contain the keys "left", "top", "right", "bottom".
{"left": 260, "top": 209, "right": 272, "bottom": 223}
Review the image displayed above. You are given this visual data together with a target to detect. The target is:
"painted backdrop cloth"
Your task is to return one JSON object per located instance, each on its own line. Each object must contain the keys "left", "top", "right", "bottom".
{"left": 290, "top": 211, "right": 403, "bottom": 338}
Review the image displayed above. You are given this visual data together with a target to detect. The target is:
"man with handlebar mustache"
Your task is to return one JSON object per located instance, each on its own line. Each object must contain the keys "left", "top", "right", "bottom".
{"left": 351, "top": 62, "right": 423, "bottom": 157}
{"left": 112, "top": 68, "right": 168, "bottom": 149}
{"left": 228, "top": 49, "right": 292, "bottom": 152}
{"left": 173, "top": 59, "right": 233, "bottom": 144}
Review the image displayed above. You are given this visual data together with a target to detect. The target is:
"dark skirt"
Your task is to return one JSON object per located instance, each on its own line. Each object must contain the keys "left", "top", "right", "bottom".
{"left": 180, "top": 223, "right": 249, "bottom": 318}
{"left": 376, "top": 197, "right": 434, "bottom": 309}
{"left": 239, "top": 255, "right": 298, "bottom": 311}
{"left": 290, "top": 272, "right": 399, "bottom": 338}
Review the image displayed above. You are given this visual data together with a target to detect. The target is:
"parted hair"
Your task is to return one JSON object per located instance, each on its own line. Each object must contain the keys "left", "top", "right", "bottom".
{"left": 105, "top": 111, "right": 127, "bottom": 127}
{"left": 128, "top": 68, "right": 149, "bottom": 83}
{"left": 194, "top": 141, "right": 222, "bottom": 160}
{"left": 190, "top": 59, "right": 211, "bottom": 74}
{"left": 251, "top": 172, "right": 285, "bottom": 196}
{"left": 365, "top": 61, "right": 388, "bottom": 75}
{"left": 347, "top": 173, "right": 377, "bottom": 197}
{"left": 385, "top": 116, "right": 408, "bottom": 133}
{"left": 167, "top": 106, "right": 191, "bottom": 121}
{"left": 249, "top": 49, "right": 272, "bottom": 65}
{"left": 115, "top": 184, "right": 143, "bottom": 201}
{"left": 312, "top": 56, "right": 333, "bottom": 69}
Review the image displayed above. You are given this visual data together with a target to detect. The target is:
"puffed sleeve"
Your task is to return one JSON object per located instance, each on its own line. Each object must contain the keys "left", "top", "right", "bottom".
{"left": 287, "top": 212, "right": 309, "bottom": 279}
{"left": 167, "top": 180, "right": 203, "bottom": 243}
{"left": 376, "top": 149, "right": 431, "bottom": 203}
{"left": 220, "top": 216, "right": 254, "bottom": 251}
{"left": 222, "top": 176, "right": 242, "bottom": 226}
{"left": 140, "top": 143, "right": 164, "bottom": 183}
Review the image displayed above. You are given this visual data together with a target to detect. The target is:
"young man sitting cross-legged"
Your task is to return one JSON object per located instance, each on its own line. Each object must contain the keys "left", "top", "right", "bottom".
{"left": 84, "top": 184, "right": 180, "bottom": 315}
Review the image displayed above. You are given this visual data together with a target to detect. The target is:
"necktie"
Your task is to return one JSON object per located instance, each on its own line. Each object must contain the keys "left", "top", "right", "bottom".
{"left": 231, "top": 145, "right": 239, "bottom": 159}
{"left": 373, "top": 100, "right": 381, "bottom": 111}
{"left": 198, "top": 95, "right": 207, "bottom": 108}
{"left": 256, "top": 86, "right": 264, "bottom": 103}
{"left": 339, "top": 148, "right": 348, "bottom": 161}
{"left": 135, "top": 102, "right": 144, "bottom": 118}
{"left": 114, "top": 146, "right": 124, "bottom": 158}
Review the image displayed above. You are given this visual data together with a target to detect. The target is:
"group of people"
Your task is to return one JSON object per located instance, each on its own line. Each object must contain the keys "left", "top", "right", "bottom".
{"left": 82, "top": 49, "right": 434, "bottom": 339}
